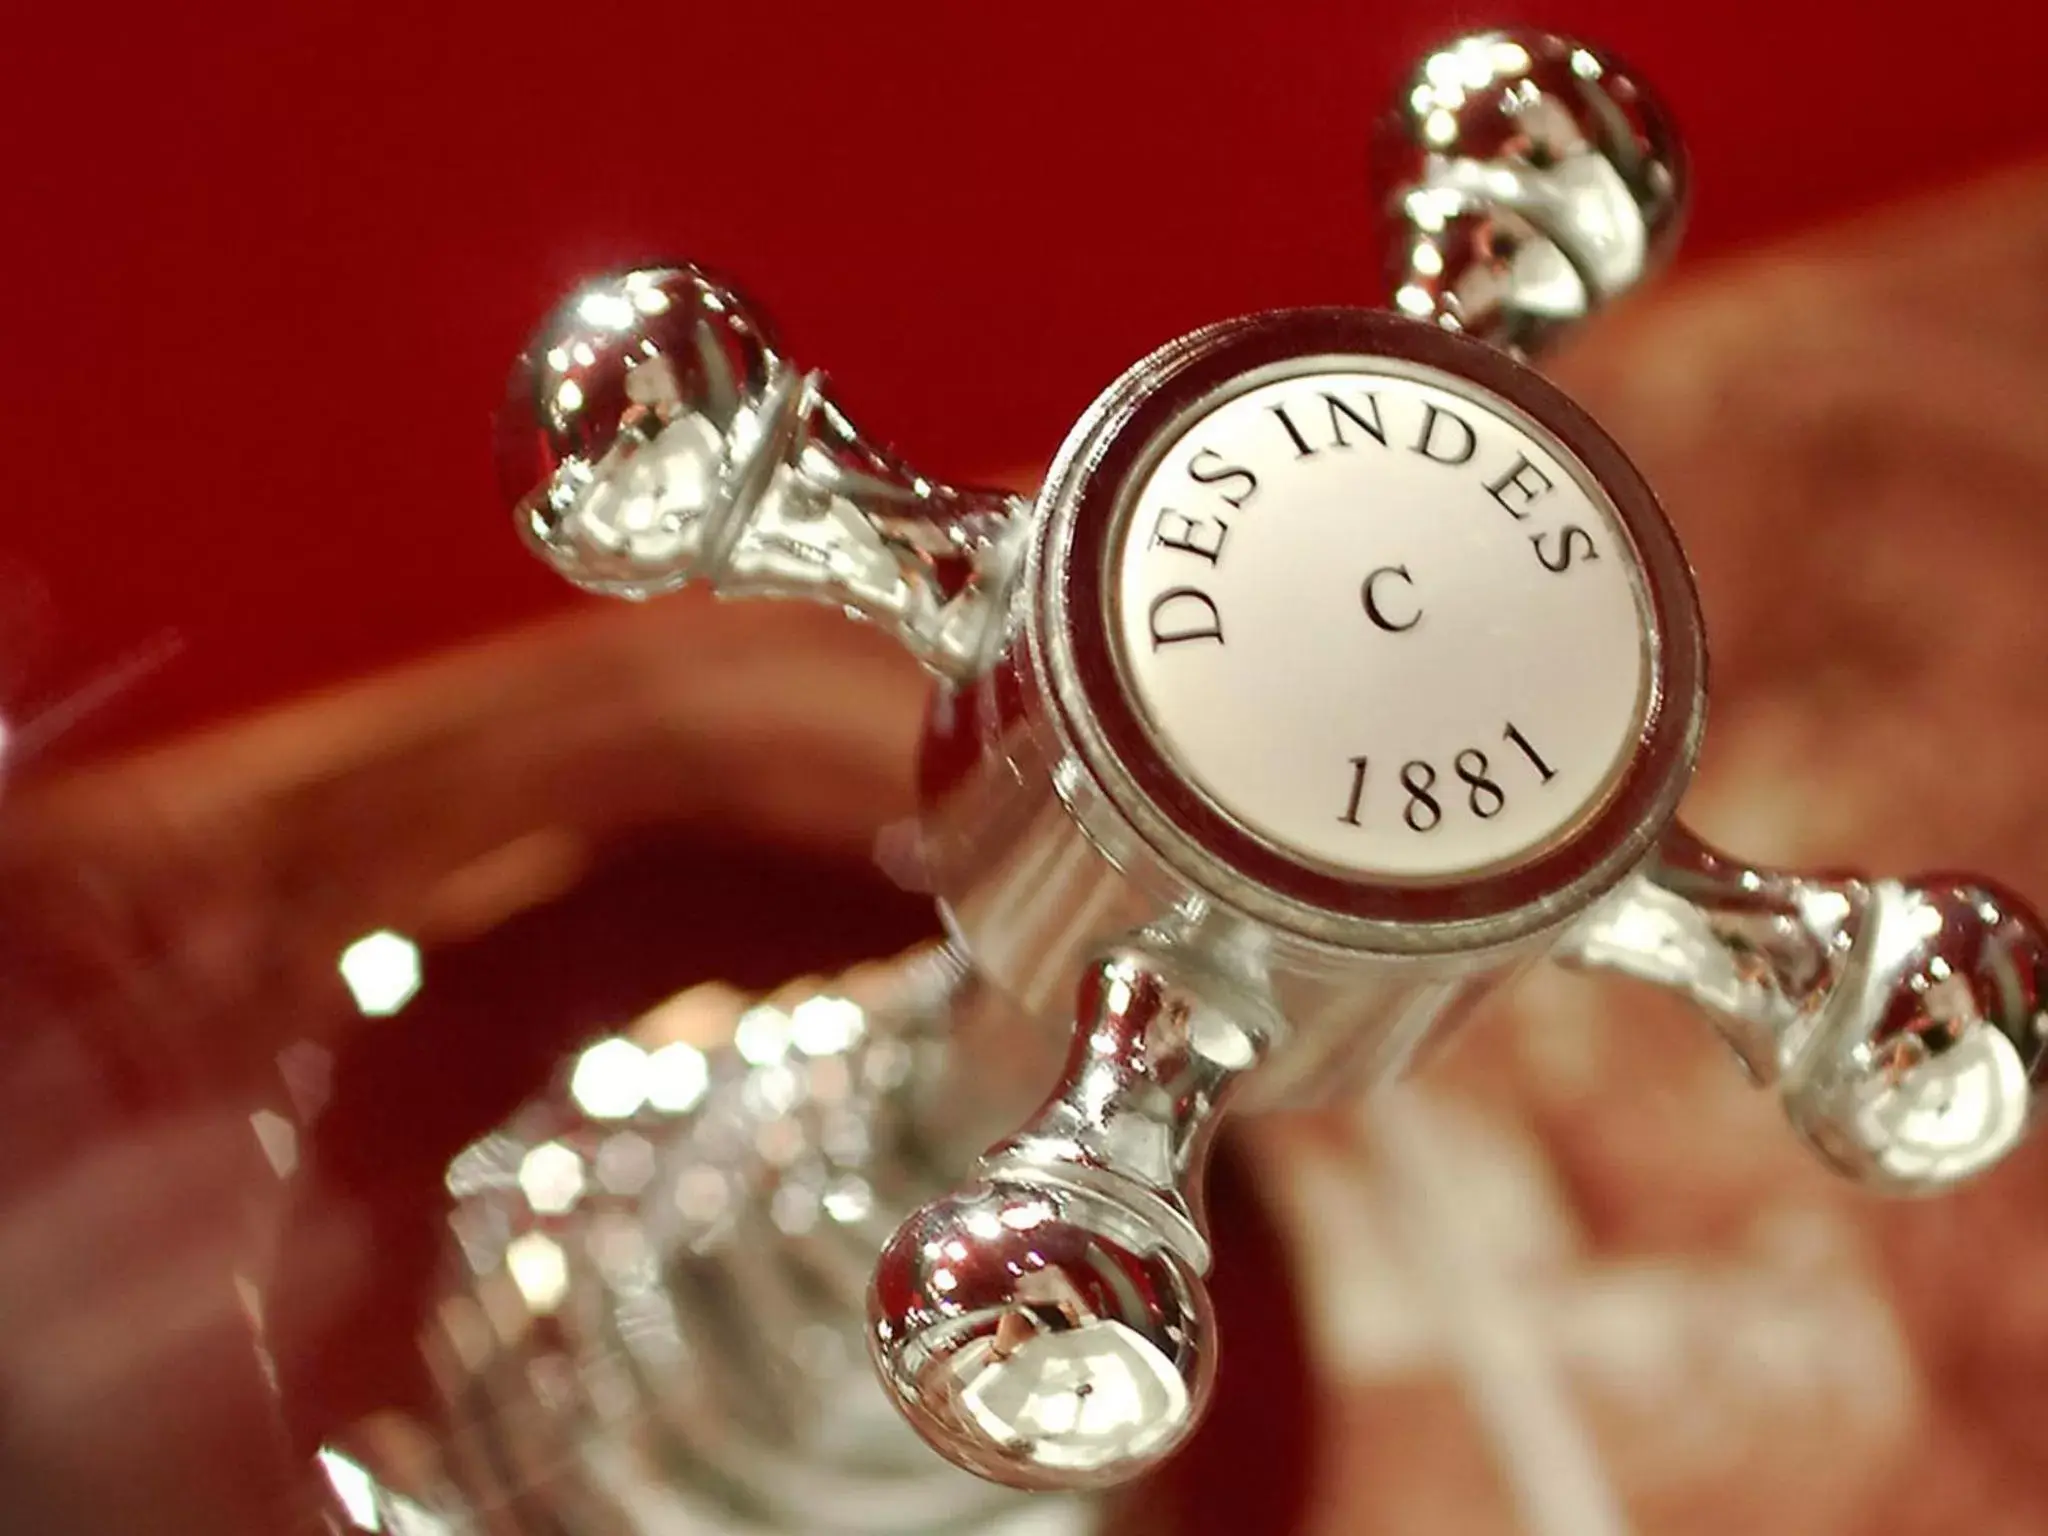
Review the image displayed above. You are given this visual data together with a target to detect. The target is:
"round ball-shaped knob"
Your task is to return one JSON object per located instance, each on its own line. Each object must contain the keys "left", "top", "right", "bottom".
{"left": 495, "top": 264, "right": 785, "bottom": 597}
{"left": 1379, "top": 31, "right": 1687, "bottom": 343}
{"left": 1786, "top": 879, "right": 2048, "bottom": 1189}
{"left": 867, "top": 1179, "right": 1215, "bottom": 1492}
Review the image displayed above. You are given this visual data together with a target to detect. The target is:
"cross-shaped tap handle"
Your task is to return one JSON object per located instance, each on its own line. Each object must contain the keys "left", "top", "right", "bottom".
{"left": 494, "top": 28, "right": 2047, "bottom": 1497}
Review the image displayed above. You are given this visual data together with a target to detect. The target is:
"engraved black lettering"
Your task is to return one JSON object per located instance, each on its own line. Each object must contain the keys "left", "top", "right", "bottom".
{"left": 1270, "top": 393, "right": 1393, "bottom": 458}
{"left": 1361, "top": 565, "right": 1421, "bottom": 632}
{"left": 1272, "top": 393, "right": 1392, "bottom": 459}
{"left": 1147, "top": 587, "right": 1225, "bottom": 648}
{"left": 1187, "top": 448, "right": 1258, "bottom": 509}
{"left": 1503, "top": 721, "right": 1557, "bottom": 783}
{"left": 1323, "top": 392, "right": 1388, "bottom": 450}
{"left": 1455, "top": 749, "right": 1506, "bottom": 818}
{"left": 1531, "top": 525, "right": 1600, "bottom": 572}
{"left": 1400, "top": 761, "right": 1442, "bottom": 831}
{"left": 1411, "top": 402, "right": 1477, "bottom": 466}
{"left": 1151, "top": 508, "right": 1229, "bottom": 564}
{"left": 1339, "top": 756, "right": 1369, "bottom": 826}
{"left": 1485, "top": 454, "right": 1554, "bottom": 520}
{"left": 1270, "top": 402, "right": 1316, "bottom": 459}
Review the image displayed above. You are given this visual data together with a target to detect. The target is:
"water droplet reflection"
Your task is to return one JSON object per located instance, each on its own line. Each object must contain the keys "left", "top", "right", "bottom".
{"left": 337, "top": 930, "right": 422, "bottom": 1017}
{"left": 594, "top": 1132, "right": 656, "bottom": 1196}
{"left": 574, "top": 290, "right": 637, "bottom": 332}
{"left": 645, "top": 1040, "right": 710, "bottom": 1112}
{"left": 249, "top": 1108, "right": 300, "bottom": 1178}
{"left": 790, "top": 994, "right": 863, "bottom": 1055}
{"left": 569, "top": 1037, "right": 647, "bottom": 1120}
{"left": 317, "top": 1446, "right": 380, "bottom": 1529}
{"left": 821, "top": 1174, "right": 873, "bottom": 1225}
{"left": 734, "top": 1006, "right": 791, "bottom": 1064}
{"left": 315, "top": 1442, "right": 462, "bottom": 1535}
{"left": 516, "top": 1142, "right": 586, "bottom": 1216}
{"left": 505, "top": 1231, "right": 570, "bottom": 1314}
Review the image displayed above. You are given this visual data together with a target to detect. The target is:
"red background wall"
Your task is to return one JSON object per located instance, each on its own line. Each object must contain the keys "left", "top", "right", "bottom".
{"left": 6, "top": 0, "right": 2045, "bottom": 757}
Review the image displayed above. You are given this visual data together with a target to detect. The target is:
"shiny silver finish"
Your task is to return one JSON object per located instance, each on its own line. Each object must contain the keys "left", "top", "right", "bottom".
{"left": 1375, "top": 31, "right": 2048, "bottom": 1191}
{"left": 1381, "top": 31, "right": 1686, "bottom": 352}
{"left": 1562, "top": 828, "right": 2048, "bottom": 1190}
{"left": 870, "top": 30, "right": 1706, "bottom": 1494}
{"left": 310, "top": 949, "right": 1093, "bottom": 1536}
{"left": 868, "top": 944, "right": 1280, "bottom": 1489}
{"left": 883, "top": 302, "right": 1710, "bottom": 1487}
{"left": 499, "top": 265, "right": 1027, "bottom": 680}
{"left": 458, "top": 23, "right": 2048, "bottom": 1524}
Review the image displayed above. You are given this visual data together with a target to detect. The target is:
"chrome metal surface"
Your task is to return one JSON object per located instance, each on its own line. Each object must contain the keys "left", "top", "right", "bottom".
{"left": 1381, "top": 31, "right": 1686, "bottom": 353}
{"left": 869, "top": 26, "right": 1708, "bottom": 1496}
{"left": 460, "top": 22, "right": 2048, "bottom": 1525}
{"left": 499, "top": 265, "right": 1027, "bottom": 680}
{"left": 310, "top": 949, "right": 1092, "bottom": 1536}
{"left": 868, "top": 943, "right": 1278, "bottom": 1490}
{"left": 1560, "top": 827, "right": 2048, "bottom": 1190}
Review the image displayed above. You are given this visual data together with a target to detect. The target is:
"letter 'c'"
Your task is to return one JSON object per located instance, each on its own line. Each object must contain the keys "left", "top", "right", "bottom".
{"left": 1362, "top": 565, "right": 1421, "bottom": 632}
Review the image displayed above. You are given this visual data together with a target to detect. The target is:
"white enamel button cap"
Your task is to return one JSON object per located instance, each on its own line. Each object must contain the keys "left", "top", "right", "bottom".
{"left": 1110, "top": 363, "right": 1649, "bottom": 883}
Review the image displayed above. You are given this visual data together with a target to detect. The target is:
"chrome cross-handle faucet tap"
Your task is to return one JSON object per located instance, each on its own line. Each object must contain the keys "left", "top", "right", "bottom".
{"left": 496, "top": 29, "right": 2048, "bottom": 1500}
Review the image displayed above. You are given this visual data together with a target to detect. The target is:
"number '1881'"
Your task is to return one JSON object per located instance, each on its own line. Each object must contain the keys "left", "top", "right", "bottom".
{"left": 1339, "top": 721, "right": 1557, "bottom": 832}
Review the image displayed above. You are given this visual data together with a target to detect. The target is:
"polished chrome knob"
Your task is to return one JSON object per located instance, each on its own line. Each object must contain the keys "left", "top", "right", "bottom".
{"left": 497, "top": 264, "right": 1025, "bottom": 678}
{"left": 1381, "top": 30, "right": 1685, "bottom": 350}
{"left": 486, "top": 25, "right": 2048, "bottom": 1515}
{"left": 868, "top": 944, "right": 1275, "bottom": 1488}
{"left": 865, "top": 26, "right": 2041, "bottom": 1496}
{"left": 865, "top": 33, "right": 1706, "bottom": 1491}
{"left": 870, "top": 1179, "right": 1211, "bottom": 1492}
{"left": 1564, "top": 830, "right": 2048, "bottom": 1189}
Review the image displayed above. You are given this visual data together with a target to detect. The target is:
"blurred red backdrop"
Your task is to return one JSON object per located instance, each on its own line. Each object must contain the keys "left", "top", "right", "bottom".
{"left": 5, "top": 0, "right": 2044, "bottom": 757}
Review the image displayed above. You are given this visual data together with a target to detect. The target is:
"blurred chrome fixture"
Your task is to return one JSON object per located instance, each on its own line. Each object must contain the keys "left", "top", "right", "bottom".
{"left": 311, "top": 953, "right": 1093, "bottom": 1536}
{"left": 316, "top": 26, "right": 2048, "bottom": 1536}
